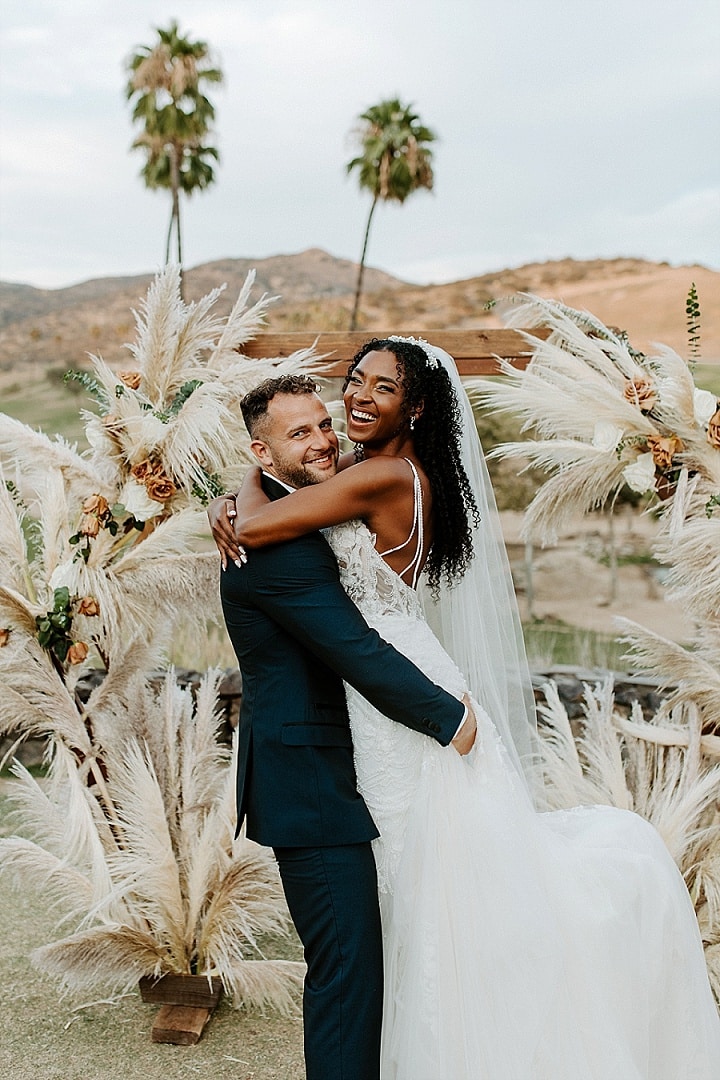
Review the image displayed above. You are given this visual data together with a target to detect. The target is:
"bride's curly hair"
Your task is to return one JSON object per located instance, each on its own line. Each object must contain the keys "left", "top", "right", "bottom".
{"left": 344, "top": 338, "right": 480, "bottom": 591}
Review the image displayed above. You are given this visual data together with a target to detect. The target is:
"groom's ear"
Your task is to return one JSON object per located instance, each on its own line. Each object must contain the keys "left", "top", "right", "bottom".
{"left": 250, "top": 438, "right": 273, "bottom": 469}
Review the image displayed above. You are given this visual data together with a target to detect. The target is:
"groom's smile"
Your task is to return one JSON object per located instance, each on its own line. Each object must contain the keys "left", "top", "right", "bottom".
{"left": 255, "top": 393, "right": 339, "bottom": 488}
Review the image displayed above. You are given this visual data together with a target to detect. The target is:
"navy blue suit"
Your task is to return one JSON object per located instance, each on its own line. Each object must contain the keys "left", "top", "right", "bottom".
{"left": 220, "top": 474, "right": 463, "bottom": 1080}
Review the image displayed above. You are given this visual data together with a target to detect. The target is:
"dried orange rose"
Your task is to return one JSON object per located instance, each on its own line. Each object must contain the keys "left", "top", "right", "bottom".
{"left": 82, "top": 494, "right": 110, "bottom": 517}
{"left": 77, "top": 596, "right": 100, "bottom": 617}
{"left": 708, "top": 407, "right": 720, "bottom": 450}
{"left": 0, "top": 628, "right": 10, "bottom": 647}
{"left": 646, "top": 434, "right": 682, "bottom": 471}
{"left": 624, "top": 377, "right": 657, "bottom": 412}
{"left": 67, "top": 641, "right": 89, "bottom": 665}
{"left": 118, "top": 370, "right": 142, "bottom": 390}
{"left": 145, "top": 472, "right": 177, "bottom": 502}
{"left": 131, "top": 458, "right": 155, "bottom": 482}
{"left": 78, "top": 513, "right": 101, "bottom": 538}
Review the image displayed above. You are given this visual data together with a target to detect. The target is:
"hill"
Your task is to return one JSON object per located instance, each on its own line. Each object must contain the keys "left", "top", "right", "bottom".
{"left": 0, "top": 250, "right": 717, "bottom": 374}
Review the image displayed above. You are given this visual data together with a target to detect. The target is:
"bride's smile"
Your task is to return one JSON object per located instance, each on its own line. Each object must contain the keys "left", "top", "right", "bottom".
{"left": 343, "top": 349, "right": 420, "bottom": 449}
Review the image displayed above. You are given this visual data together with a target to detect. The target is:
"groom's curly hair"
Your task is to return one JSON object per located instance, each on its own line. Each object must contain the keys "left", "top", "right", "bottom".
{"left": 344, "top": 338, "right": 480, "bottom": 592}
{"left": 241, "top": 374, "right": 319, "bottom": 437}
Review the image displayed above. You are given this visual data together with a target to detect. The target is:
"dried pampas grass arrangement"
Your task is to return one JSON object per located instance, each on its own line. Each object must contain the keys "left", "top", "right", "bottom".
{"left": 0, "top": 266, "right": 314, "bottom": 1007}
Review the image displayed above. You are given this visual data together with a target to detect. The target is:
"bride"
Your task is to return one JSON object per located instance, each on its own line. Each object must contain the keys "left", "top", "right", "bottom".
{"left": 213, "top": 337, "right": 720, "bottom": 1078}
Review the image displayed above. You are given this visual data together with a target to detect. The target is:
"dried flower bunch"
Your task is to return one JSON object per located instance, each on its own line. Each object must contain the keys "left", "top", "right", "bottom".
{"left": 479, "top": 296, "right": 720, "bottom": 544}
{"left": 0, "top": 266, "right": 315, "bottom": 1005}
{"left": 474, "top": 295, "right": 720, "bottom": 1001}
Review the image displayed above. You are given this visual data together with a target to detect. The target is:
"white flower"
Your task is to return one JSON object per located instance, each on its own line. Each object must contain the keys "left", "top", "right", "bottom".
{"left": 693, "top": 388, "right": 717, "bottom": 429}
{"left": 622, "top": 452, "right": 656, "bottom": 494}
{"left": 119, "top": 480, "right": 161, "bottom": 522}
{"left": 592, "top": 421, "right": 624, "bottom": 453}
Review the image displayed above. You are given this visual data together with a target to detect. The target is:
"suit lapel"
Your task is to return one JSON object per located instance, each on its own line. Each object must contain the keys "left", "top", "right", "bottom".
{"left": 261, "top": 473, "right": 291, "bottom": 502}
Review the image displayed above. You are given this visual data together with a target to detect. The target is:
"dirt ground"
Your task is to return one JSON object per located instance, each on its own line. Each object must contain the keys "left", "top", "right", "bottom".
{"left": 500, "top": 507, "right": 693, "bottom": 644}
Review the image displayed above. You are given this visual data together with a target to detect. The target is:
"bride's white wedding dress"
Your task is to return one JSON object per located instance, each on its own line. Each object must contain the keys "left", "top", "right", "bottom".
{"left": 326, "top": 517, "right": 720, "bottom": 1080}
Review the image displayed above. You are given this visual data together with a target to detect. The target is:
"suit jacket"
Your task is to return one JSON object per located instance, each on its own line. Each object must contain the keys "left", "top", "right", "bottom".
{"left": 220, "top": 473, "right": 464, "bottom": 848}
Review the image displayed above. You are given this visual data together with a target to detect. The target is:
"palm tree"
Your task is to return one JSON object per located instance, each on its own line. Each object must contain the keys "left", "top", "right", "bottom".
{"left": 346, "top": 99, "right": 436, "bottom": 330}
{"left": 126, "top": 22, "right": 223, "bottom": 272}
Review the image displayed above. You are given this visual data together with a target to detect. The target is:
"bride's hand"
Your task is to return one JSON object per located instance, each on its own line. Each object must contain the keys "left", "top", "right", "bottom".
{"left": 207, "top": 494, "right": 246, "bottom": 570}
{"left": 451, "top": 694, "right": 477, "bottom": 756}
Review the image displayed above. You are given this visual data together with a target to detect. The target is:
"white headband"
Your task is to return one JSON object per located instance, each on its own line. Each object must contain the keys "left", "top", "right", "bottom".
{"left": 387, "top": 335, "right": 442, "bottom": 370}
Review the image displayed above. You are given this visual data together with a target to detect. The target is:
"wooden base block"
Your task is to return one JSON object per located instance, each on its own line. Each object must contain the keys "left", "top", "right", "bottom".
{"left": 139, "top": 972, "right": 223, "bottom": 1009}
{"left": 151, "top": 1004, "right": 212, "bottom": 1045}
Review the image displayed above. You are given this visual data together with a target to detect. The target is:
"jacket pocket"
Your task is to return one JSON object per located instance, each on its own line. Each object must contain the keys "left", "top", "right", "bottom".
{"left": 281, "top": 723, "right": 352, "bottom": 747}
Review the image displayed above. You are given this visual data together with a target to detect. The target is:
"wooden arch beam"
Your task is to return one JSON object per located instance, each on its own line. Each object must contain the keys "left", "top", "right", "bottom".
{"left": 240, "top": 329, "right": 548, "bottom": 377}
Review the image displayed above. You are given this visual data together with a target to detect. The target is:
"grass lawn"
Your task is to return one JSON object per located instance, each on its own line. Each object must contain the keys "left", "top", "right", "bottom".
{"left": 694, "top": 364, "right": 720, "bottom": 398}
{"left": 1, "top": 372, "right": 89, "bottom": 448}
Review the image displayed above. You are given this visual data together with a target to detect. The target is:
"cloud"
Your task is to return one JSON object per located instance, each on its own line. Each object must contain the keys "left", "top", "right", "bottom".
{"left": 1, "top": 0, "right": 718, "bottom": 287}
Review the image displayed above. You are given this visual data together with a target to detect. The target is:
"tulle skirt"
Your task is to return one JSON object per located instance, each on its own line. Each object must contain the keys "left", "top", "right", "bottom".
{"left": 345, "top": 613, "right": 720, "bottom": 1079}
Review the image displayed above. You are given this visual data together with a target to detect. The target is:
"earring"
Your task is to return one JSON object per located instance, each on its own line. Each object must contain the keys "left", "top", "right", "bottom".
{"left": 409, "top": 415, "right": 416, "bottom": 432}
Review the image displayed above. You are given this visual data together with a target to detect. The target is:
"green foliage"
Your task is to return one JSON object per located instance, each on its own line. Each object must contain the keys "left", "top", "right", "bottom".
{"left": 35, "top": 587, "right": 74, "bottom": 664}
{"left": 64, "top": 369, "right": 109, "bottom": 410}
{"left": 190, "top": 469, "right": 224, "bottom": 506}
{"left": 347, "top": 98, "right": 436, "bottom": 203}
{"left": 153, "top": 378, "right": 203, "bottom": 422}
{"left": 686, "top": 282, "right": 701, "bottom": 361}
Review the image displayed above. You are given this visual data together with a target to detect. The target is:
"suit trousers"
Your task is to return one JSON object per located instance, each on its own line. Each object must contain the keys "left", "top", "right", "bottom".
{"left": 274, "top": 842, "right": 383, "bottom": 1080}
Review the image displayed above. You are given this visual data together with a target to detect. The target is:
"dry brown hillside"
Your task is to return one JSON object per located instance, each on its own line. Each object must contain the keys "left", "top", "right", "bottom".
{"left": 0, "top": 250, "right": 717, "bottom": 375}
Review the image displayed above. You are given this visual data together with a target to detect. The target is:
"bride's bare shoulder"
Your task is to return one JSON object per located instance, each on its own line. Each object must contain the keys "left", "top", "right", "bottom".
{"left": 340, "top": 455, "right": 415, "bottom": 483}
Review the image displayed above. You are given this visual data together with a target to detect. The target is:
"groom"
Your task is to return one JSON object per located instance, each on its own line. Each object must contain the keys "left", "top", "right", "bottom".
{"left": 215, "top": 375, "right": 474, "bottom": 1080}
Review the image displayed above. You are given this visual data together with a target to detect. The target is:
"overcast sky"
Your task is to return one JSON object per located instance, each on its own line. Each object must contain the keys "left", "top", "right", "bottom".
{"left": 1, "top": 0, "right": 718, "bottom": 290}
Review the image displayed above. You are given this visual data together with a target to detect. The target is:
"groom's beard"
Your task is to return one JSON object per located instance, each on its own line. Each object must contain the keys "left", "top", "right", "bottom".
{"left": 270, "top": 449, "right": 338, "bottom": 489}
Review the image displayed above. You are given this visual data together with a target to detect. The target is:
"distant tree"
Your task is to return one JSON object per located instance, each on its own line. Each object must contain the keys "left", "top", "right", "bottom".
{"left": 126, "top": 21, "right": 223, "bottom": 274}
{"left": 346, "top": 99, "right": 436, "bottom": 330}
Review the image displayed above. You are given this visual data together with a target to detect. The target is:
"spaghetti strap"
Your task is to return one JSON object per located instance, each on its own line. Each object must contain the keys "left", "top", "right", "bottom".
{"left": 377, "top": 459, "right": 425, "bottom": 588}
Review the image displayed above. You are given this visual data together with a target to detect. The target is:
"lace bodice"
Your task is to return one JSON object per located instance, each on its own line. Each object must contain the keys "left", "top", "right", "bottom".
{"left": 325, "top": 519, "right": 424, "bottom": 623}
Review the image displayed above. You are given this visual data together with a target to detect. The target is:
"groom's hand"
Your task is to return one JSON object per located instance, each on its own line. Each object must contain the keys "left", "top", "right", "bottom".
{"left": 451, "top": 695, "right": 477, "bottom": 756}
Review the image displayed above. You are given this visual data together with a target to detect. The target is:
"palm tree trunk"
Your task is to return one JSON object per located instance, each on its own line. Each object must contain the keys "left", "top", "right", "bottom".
{"left": 350, "top": 193, "right": 378, "bottom": 331}
{"left": 169, "top": 144, "right": 184, "bottom": 298}
{"left": 164, "top": 204, "right": 174, "bottom": 264}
